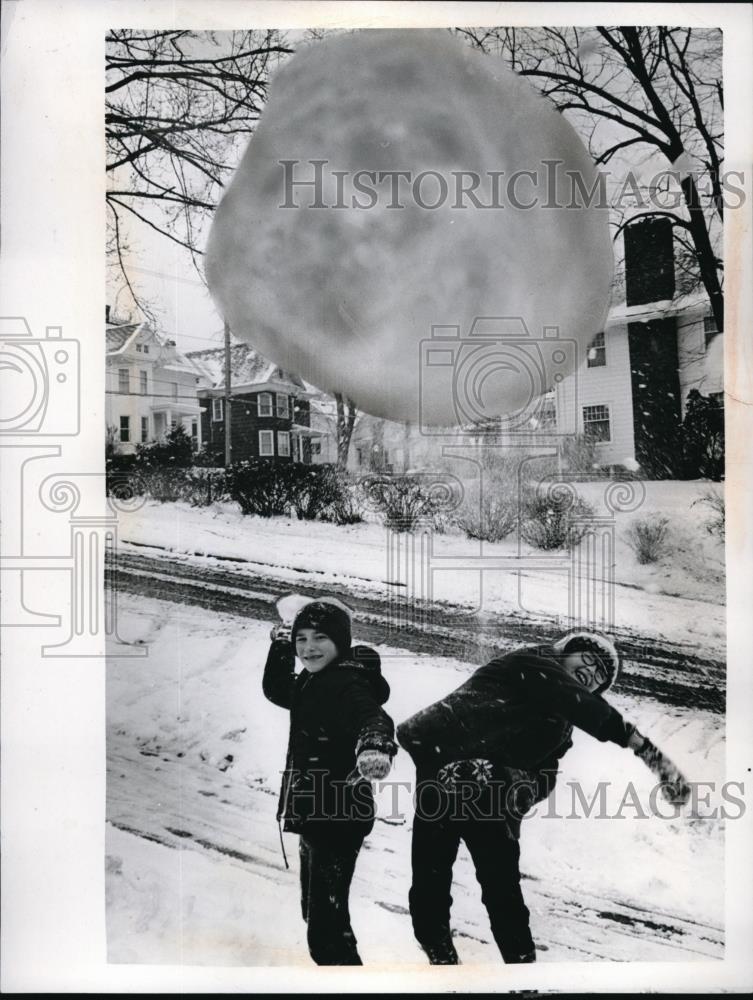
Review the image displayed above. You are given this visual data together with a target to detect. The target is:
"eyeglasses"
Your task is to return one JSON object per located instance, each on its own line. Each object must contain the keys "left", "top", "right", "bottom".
{"left": 580, "top": 650, "right": 609, "bottom": 687}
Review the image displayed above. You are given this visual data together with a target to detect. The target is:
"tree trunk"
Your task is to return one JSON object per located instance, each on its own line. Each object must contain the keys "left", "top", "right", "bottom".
{"left": 680, "top": 173, "right": 724, "bottom": 332}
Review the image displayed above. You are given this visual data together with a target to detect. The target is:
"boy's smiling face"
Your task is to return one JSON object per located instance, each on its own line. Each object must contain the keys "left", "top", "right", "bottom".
{"left": 295, "top": 628, "right": 339, "bottom": 673}
{"left": 562, "top": 651, "right": 608, "bottom": 692}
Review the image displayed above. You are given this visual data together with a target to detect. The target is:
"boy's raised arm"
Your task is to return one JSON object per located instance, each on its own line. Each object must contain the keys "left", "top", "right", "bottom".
{"left": 262, "top": 625, "right": 296, "bottom": 709}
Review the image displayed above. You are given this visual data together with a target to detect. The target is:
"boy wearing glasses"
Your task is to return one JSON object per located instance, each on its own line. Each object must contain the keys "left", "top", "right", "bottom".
{"left": 397, "top": 630, "right": 690, "bottom": 965}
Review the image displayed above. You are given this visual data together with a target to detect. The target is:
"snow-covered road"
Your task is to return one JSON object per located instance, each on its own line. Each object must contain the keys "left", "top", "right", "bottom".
{"left": 106, "top": 592, "right": 726, "bottom": 966}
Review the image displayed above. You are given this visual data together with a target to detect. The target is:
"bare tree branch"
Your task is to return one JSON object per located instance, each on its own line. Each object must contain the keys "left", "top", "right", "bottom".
{"left": 106, "top": 29, "right": 292, "bottom": 310}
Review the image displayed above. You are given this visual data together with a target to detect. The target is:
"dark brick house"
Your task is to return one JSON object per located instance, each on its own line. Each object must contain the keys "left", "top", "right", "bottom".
{"left": 186, "top": 344, "right": 318, "bottom": 465}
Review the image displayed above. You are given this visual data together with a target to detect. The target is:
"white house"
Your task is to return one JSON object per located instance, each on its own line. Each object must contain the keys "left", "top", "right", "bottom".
{"left": 554, "top": 217, "right": 723, "bottom": 476}
{"left": 106, "top": 319, "right": 207, "bottom": 453}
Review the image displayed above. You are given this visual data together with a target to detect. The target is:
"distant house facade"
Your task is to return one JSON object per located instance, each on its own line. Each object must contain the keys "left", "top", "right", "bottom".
{"left": 106, "top": 317, "right": 206, "bottom": 454}
{"left": 186, "top": 344, "right": 322, "bottom": 465}
{"left": 554, "top": 216, "right": 723, "bottom": 477}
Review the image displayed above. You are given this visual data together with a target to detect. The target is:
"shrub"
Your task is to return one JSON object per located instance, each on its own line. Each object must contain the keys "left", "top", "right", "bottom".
{"left": 140, "top": 467, "right": 190, "bottom": 503}
{"left": 519, "top": 487, "right": 595, "bottom": 550}
{"left": 318, "top": 473, "right": 364, "bottom": 525}
{"left": 365, "top": 474, "right": 447, "bottom": 532}
{"left": 105, "top": 453, "right": 142, "bottom": 498}
{"left": 683, "top": 389, "right": 724, "bottom": 481}
{"left": 455, "top": 484, "right": 517, "bottom": 542}
{"left": 291, "top": 464, "right": 344, "bottom": 521}
{"left": 226, "top": 460, "right": 300, "bottom": 517}
{"left": 182, "top": 468, "right": 229, "bottom": 507}
{"left": 692, "top": 487, "right": 725, "bottom": 541}
{"left": 624, "top": 514, "right": 671, "bottom": 564}
{"left": 136, "top": 423, "right": 194, "bottom": 469}
{"left": 559, "top": 434, "right": 598, "bottom": 476}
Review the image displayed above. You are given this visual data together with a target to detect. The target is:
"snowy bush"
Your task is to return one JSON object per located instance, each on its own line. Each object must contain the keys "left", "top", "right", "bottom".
{"left": 291, "top": 464, "right": 346, "bottom": 521}
{"left": 519, "top": 486, "right": 595, "bottom": 550}
{"left": 682, "top": 390, "right": 724, "bottom": 481}
{"left": 140, "top": 468, "right": 191, "bottom": 503}
{"left": 692, "top": 487, "right": 725, "bottom": 541}
{"left": 624, "top": 514, "right": 671, "bottom": 564}
{"left": 365, "top": 474, "right": 448, "bottom": 532}
{"left": 455, "top": 484, "right": 517, "bottom": 542}
{"left": 319, "top": 476, "right": 364, "bottom": 525}
{"left": 226, "top": 460, "right": 297, "bottom": 516}
{"left": 182, "top": 468, "right": 230, "bottom": 507}
{"left": 136, "top": 424, "right": 194, "bottom": 468}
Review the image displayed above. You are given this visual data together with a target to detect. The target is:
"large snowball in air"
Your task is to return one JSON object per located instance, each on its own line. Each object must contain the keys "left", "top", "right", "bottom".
{"left": 206, "top": 29, "right": 613, "bottom": 427}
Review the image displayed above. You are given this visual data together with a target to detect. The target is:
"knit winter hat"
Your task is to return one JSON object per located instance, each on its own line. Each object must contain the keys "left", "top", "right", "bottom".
{"left": 291, "top": 597, "right": 353, "bottom": 657}
{"left": 553, "top": 630, "right": 622, "bottom": 693}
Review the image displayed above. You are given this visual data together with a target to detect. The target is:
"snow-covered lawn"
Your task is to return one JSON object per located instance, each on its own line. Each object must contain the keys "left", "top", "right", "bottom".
{"left": 116, "top": 478, "right": 725, "bottom": 658}
{"left": 106, "top": 594, "right": 725, "bottom": 966}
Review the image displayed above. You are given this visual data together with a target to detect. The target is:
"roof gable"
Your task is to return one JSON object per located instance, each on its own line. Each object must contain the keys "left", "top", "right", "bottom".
{"left": 105, "top": 323, "right": 141, "bottom": 355}
{"left": 185, "top": 343, "right": 305, "bottom": 391}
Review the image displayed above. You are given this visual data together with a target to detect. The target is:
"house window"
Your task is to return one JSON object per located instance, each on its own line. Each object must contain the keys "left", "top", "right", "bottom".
{"left": 119, "top": 415, "right": 130, "bottom": 442}
{"left": 136, "top": 344, "right": 143, "bottom": 353}
{"left": 139, "top": 370, "right": 148, "bottom": 395}
{"left": 278, "top": 431, "right": 290, "bottom": 457}
{"left": 704, "top": 313, "right": 720, "bottom": 349}
{"left": 587, "top": 331, "right": 606, "bottom": 367}
{"left": 143, "top": 344, "right": 149, "bottom": 354}
{"left": 583, "top": 404, "right": 611, "bottom": 442}
{"left": 311, "top": 439, "right": 322, "bottom": 456}
{"left": 276, "top": 393, "right": 290, "bottom": 418}
{"left": 259, "top": 430, "right": 274, "bottom": 456}
{"left": 212, "top": 398, "right": 223, "bottom": 422}
{"left": 141, "top": 416, "right": 149, "bottom": 442}
{"left": 191, "top": 420, "right": 198, "bottom": 447}
{"left": 356, "top": 447, "right": 364, "bottom": 466}
{"left": 258, "top": 392, "right": 273, "bottom": 417}
{"left": 118, "top": 368, "right": 129, "bottom": 394}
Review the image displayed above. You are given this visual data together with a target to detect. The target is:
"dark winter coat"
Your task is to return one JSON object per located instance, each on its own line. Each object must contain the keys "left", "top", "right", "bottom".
{"left": 397, "top": 644, "right": 632, "bottom": 832}
{"left": 263, "top": 639, "right": 397, "bottom": 835}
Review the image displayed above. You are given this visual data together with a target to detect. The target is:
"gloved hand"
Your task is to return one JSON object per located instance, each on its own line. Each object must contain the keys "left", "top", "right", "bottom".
{"left": 437, "top": 758, "right": 494, "bottom": 791}
{"left": 269, "top": 622, "right": 292, "bottom": 643}
{"left": 630, "top": 730, "right": 691, "bottom": 806}
{"left": 356, "top": 749, "right": 392, "bottom": 781}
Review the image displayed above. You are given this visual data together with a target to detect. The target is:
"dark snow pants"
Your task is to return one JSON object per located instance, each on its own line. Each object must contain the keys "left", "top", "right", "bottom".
{"left": 299, "top": 824, "right": 367, "bottom": 965}
{"left": 408, "top": 784, "right": 535, "bottom": 963}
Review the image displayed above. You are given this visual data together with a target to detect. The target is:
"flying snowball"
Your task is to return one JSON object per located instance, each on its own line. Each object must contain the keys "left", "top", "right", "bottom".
{"left": 206, "top": 30, "right": 613, "bottom": 426}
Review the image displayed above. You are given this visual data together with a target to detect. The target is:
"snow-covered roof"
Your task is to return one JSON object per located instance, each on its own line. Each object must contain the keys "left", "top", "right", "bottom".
{"left": 106, "top": 322, "right": 142, "bottom": 354}
{"left": 607, "top": 290, "right": 711, "bottom": 327}
{"left": 185, "top": 343, "right": 307, "bottom": 392}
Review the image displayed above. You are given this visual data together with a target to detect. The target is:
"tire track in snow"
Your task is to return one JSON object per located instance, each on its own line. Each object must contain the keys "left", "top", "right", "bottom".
{"left": 108, "top": 546, "right": 725, "bottom": 713}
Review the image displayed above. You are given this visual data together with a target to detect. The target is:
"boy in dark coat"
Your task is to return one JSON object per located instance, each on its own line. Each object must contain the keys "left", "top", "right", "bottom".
{"left": 396, "top": 630, "right": 690, "bottom": 965}
{"left": 263, "top": 596, "right": 397, "bottom": 965}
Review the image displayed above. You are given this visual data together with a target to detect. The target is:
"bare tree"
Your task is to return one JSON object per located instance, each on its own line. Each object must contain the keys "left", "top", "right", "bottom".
{"left": 106, "top": 29, "right": 292, "bottom": 313}
{"left": 457, "top": 26, "right": 724, "bottom": 330}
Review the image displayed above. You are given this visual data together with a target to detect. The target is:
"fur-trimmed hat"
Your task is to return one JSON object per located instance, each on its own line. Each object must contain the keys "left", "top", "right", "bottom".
{"left": 291, "top": 597, "right": 353, "bottom": 657}
{"left": 552, "top": 630, "right": 621, "bottom": 693}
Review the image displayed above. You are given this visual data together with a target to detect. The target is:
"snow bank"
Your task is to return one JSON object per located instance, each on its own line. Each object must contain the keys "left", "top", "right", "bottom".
{"left": 117, "top": 477, "right": 725, "bottom": 659}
